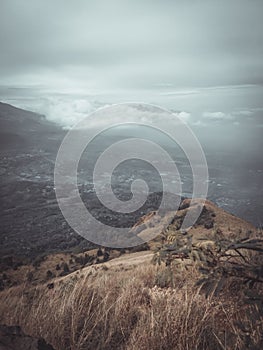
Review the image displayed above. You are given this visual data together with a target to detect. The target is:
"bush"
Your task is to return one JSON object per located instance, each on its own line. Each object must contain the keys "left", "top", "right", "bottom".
{"left": 46, "top": 270, "right": 54, "bottom": 280}
{"left": 152, "top": 228, "right": 263, "bottom": 349}
{"left": 62, "top": 263, "right": 69, "bottom": 273}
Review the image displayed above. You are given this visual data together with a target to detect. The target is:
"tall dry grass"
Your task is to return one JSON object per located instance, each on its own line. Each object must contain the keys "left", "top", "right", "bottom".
{"left": 0, "top": 263, "right": 261, "bottom": 350}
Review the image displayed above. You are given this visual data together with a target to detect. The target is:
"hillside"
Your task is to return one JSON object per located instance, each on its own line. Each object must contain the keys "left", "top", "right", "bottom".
{"left": 0, "top": 102, "right": 78, "bottom": 259}
{"left": 0, "top": 102, "right": 63, "bottom": 152}
{"left": 0, "top": 199, "right": 262, "bottom": 349}
{"left": 0, "top": 197, "right": 255, "bottom": 289}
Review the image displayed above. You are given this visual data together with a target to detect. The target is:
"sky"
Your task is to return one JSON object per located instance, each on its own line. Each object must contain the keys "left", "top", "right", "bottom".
{"left": 0, "top": 0, "right": 263, "bottom": 131}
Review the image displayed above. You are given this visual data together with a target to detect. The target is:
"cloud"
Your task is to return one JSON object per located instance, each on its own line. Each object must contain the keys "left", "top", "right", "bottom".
{"left": 43, "top": 98, "right": 96, "bottom": 127}
{"left": 1, "top": 92, "right": 99, "bottom": 128}
{"left": 202, "top": 112, "right": 235, "bottom": 122}
{"left": 81, "top": 104, "right": 191, "bottom": 130}
{"left": 177, "top": 111, "right": 191, "bottom": 124}
{"left": 233, "top": 110, "right": 254, "bottom": 116}
{"left": 1, "top": 89, "right": 191, "bottom": 130}
{"left": 192, "top": 108, "right": 263, "bottom": 127}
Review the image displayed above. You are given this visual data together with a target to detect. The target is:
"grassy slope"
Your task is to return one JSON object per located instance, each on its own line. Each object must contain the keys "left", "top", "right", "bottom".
{"left": 0, "top": 201, "right": 261, "bottom": 350}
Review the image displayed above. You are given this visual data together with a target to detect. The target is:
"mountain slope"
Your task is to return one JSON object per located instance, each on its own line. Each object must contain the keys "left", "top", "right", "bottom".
{"left": 0, "top": 102, "right": 63, "bottom": 152}
{"left": 0, "top": 102, "right": 80, "bottom": 259}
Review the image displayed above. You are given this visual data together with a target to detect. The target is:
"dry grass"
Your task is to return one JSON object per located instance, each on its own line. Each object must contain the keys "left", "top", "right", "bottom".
{"left": 0, "top": 259, "right": 262, "bottom": 350}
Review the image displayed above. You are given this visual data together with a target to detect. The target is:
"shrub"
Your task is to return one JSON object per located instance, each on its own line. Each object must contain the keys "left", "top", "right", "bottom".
{"left": 152, "top": 228, "right": 263, "bottom": 349}
{"left": 62, "top": 263, "right": 69, "bottom": 273}
{"left": 46, "top": 270, "right": 54, "bottom": 280}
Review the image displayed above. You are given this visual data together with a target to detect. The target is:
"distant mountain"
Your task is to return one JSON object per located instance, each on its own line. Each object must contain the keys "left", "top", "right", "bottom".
{"left": 0, "top": 102, "right": 64, "bottom": 152}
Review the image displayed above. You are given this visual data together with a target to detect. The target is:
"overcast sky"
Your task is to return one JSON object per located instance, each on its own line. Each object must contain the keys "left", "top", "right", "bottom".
{"left": 0, "top": 0, "right": 263, "bottom": 129}
{"left": 1, "top": 0, "right": 263, "bottom": 89}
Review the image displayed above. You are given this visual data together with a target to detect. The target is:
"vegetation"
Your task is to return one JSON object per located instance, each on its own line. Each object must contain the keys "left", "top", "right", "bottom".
{"left": 0, "top": 264, "right": 235, "bottom": 350}
{"left": 0, "top": 202, "right": 262, "bottom": 349}
{"left": 152, "top": 227, "right": 263, "bottom": 349}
